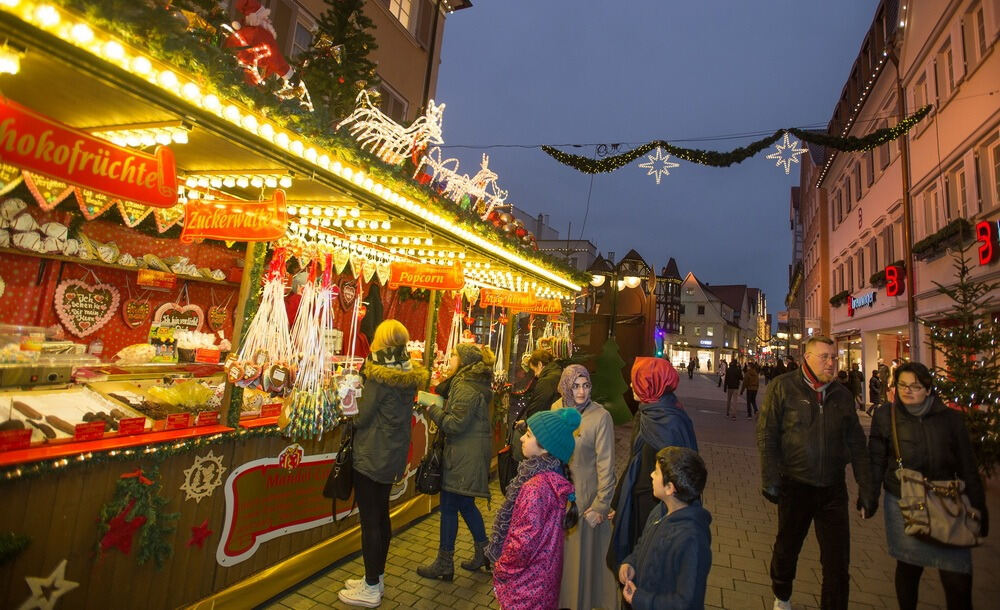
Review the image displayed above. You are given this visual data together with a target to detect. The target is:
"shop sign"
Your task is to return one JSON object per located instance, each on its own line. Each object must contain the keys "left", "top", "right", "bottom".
{"left": 218, "top": 416, "right": 429, "bottom": 565}
{"left": 195, "top": 411, "right": 220, "bottom": 426}
{"left": 387, "top": 261, "right": 464, "bottom": 291}
{"left": 0, "top": 98, "right": 178, "bottom": 208}
{"left": 699, "top": 340, "right": 713, "bottom": 347}
{"left": 847, "top": 291, "right": 876, "bottom": 317}
{"left": 73, "top": 421, "right": 105, "bottom": 441}
{"left": 165, "top": 413, "right": 191, "bottom": 430}
{"left": 180, "top": 190, "right": 288, "bottom": 244}
{"left": 976, "top": 219, "right": 998, "bottom": 266}
{"left": 479, "top": 288, "right": 562, "bottom": 314}
{"left": 0, "top": 429, "right": 31, "bottom": 452}
{"left": 118, "top": 417, "right": 146, "bottom": 435}
{"left": 885, "top": 265, "right": 905, "bottom": 297}
{"left": 136, "top": 269, "right": 177, "bottom": 290}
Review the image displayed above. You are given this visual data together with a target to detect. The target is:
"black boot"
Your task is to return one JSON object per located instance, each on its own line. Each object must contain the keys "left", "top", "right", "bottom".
{"left": 461, "top": 540, "right": 490, "bottom": 571}
{"left": 416, "top": 549, "right": 454, "bottom": 581}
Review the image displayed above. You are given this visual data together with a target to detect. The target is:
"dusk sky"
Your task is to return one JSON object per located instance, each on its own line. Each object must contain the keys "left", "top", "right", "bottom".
{"left": 433, "top": 0, "right": 880, "bottom": 313}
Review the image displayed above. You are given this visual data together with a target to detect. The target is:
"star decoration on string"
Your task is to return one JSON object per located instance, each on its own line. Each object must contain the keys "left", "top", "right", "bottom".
{"left": 638, "top": 147, "right": 680, "bottom": 184}
{"left": 187, "top": 520, "right": 213, "bottom": 549}
{"left": 22, "top": 559, "right": 78, "bottom": 610}
{"left": 766, "top": 132, "right": 808, "bottom": 174}
{"left": 99, "top": 499, "right": 147, "bottom": 555}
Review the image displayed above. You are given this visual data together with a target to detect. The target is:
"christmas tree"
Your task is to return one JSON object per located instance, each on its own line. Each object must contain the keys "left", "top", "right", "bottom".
{"left": 296, "top": 0, "right": 380, "bottom": 123}
{"left": 591, "top": 338, "right": 631, "bottom": 425}
{"left": 923, "top": 244, "right": 1000, "bottom": 475}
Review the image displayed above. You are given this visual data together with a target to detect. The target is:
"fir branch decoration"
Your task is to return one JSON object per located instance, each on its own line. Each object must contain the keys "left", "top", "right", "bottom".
{"left": 96, "top": 466, "right": 178, "bottom": 569}
{"left": 0, "top": 532, "right": 30, "bottom": 565}
{"left": 542, "top": 106, "right": 933, "bottom": 174}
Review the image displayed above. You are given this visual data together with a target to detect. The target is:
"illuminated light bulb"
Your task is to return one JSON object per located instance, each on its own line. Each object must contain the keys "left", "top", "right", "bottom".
{"left": 380, "top": 236, "right": 388, "bottom": 243}
{"left": 289, "top": 140, "right": 304, "bottom": 155}
{"left": 308, "top": 228, "right": 318, "bottom": 237}
{"left": 341, "top": 167, "right": 354, "bottom": 181}
{"left": 202, "top": 93, "right": 221, "bottom": 112}
{"left": 305, "top": 147, "right": 318, "bottom": 162}
{"left": 390, "top": 236, "right": 399, "bottom": 244}
{"left": 278, "top": 176, "right": 292, "bottom": 188}
{"left": 125, "top": 133, "right": 141, "bottom": 147}
{"left": 0, "top": 47, "right": 20, "bottom": 75}
{"left": 264, "top": 176, "right": 277, "bottom": 188}
{"left": 241, "top": 114, "right": 258, "bottom": 131}
{"left": 402, "top": 237, "right": 410, "bottom": 245}
{"left": 286, "top": 205, "right": 298, "bottom": 215}
{"left": 355, "top": 219, "right": 366, "bottom": 229}
{"left": 223, "top": 105, "right": 241, "bottom": 122}
{"left": 274, "top": 132, "right": 290, "bottom": 148}
{"left": 236, "top": 176, "right": 249, "bottom": 188}
{"left": 310, "top": 207, "right": 321, "bottom": 217}
{"left": 425, "top": 237, "right": 433, "bottom": 246}
{"left": 323, "top": 207, "right": 334, "bottom": 218}
{"left": 372, "top": 184, "right": 384, "bottom": 196}
{"left": 0, "top": 0, "right": 21, "bottom": 7}
{"left": 34, "top": 5, "right": 60, "bottom": 27}
{"left": 363, "top": 178, "right": 374, "bottom": 190}
{"left": 155, "top": 132, "right": 172, "bottom": 146}
{"left": 208, "top": 177, "right": 222, "bottom": 188}
{"left": 332, "top": 218, "right": 342, "bottom": 227}
{"left": 138, "top": 133, "right": 156, "bottom": 148}
{"left": 458, "top": 252, "right": 465, "bottom": 259}
{"left": 350, "top": 208, "right": 360, "bottom": 218}
{"left": 380, "top": 220, "right": 390, "bottom": 230}
{"left": 196, "top": 177, "right": 210, "bottom": 188}
{"left": 309, "top": 218, "right": 319, "bottom": 227}
{"left": 322, "top": 218, "right": 331, "bottom": 227}
{"left": 222, "top": 176, "right": 236, "bottom": 188}
{"left": 250, "top": 176, "right": 264, "bottom": 188}
{"left": 70, "top": 23, "right": 94, "bottom": 44}
{"left": 345, "top": 219, "right": 355, "bottom": 228}
{"left": 185, "top": 177, "right": 198, "bottom": 188}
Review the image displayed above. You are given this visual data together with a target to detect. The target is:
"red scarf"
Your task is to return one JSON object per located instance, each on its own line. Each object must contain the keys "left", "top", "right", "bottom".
{"left": 801, "top": 361, "right": 831, "bottom": 403}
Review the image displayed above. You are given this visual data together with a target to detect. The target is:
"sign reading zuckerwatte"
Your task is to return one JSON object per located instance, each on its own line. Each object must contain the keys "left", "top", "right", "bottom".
{"left": 388, "top": 261, "right": 464, "bottom": 291}
{"left": 479, "top": 288, "right": 562, "bottom": 314}
{"left": 180, "top": 190, "right": 288, "bottom": 244}
{"left": 0, "top": 98, "right": 178, "bottom": 208}
{"left": 217, "top": 415, "right": 429, "bottom": 566}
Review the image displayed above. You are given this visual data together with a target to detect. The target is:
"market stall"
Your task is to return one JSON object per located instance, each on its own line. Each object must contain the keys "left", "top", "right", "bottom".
{"left": 0, "top": 2, "right": 584, "bottom": 609}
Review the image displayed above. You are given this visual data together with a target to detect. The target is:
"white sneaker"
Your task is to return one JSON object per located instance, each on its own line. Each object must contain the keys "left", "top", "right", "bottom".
{"left": 344, "top": 574, "right": 384, "bottom": 593}
{"left": 773, "top": 598, "right": 792, "bottom": 610}
{"left": 338, "top": 581, "right": 382, "bottom": 607}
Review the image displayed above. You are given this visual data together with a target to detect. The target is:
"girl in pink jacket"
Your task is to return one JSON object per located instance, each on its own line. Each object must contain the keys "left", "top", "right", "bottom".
{"left": 486, "top": 407, "right": 580, "bottom": 610}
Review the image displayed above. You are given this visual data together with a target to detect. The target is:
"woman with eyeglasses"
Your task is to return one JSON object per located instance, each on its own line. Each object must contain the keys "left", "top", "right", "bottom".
{"left": 551, "top": 365, "right": 618, "bottom": 610}
{"left": 866, "top": 362, "right": 988, "bottom": 610}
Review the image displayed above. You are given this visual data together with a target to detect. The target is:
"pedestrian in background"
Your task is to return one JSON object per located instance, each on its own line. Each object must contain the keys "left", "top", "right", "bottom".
{"left": 877, "top": 361, "right": 891, "bottom": 403}
{"left": 551, "top": 365, "right": 618, "bottom": 610}
{"left": 511, "top": 350, "right": 563, "bottom": 461}
{"left": 687, "top": 359, "right": 695, "bottom": 379}
{"left": 717, "top": 358, "right": 727, "bottom": 387}
{"left": 866, "top": 362, "right": 988, "bottom": 610}
{"left": 724, "top": 357, "right": 743, "bottom": 420}
{"left": 741, "top": 362, "right": 760, "bottom": 419}
{"left": 416, "top": 344, "right": 495, "bottom": 582}
{"left": 488, "top": 408, "right": 581, "bottom": 610}
{"left": 757, "top": 336, "right": 873, "bottom": 610}
{"left": 849, "top": 363, "right": 865, "bottom": 410}
{"left": 617, "top": 447, "right": 712, "bottom": 610}
{"left": 339, "top": 320, "right": 429, "bottom": 608}
{"left": 867, "top": 369, "right": 882, "bottom": 415}
{"left": 608, "top": 357, "right": 698, "bottom": 572}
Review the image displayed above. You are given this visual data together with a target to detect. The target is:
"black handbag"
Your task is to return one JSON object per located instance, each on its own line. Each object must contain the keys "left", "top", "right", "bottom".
{"left": 323, "top": 421, "right": 354, "bottom": 502}
{"left": 415, "top": 434, "right": 444, "bottom": 495}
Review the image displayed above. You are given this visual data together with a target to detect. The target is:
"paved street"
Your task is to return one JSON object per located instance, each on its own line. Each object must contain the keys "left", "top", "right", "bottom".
{"left": 261, "top": 372, "right": 1000, "bottom": 609}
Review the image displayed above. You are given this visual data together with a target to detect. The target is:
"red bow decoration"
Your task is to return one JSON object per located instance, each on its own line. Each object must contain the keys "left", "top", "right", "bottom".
{"left": 120, "top": 469, "right": 153, "bottom": 485}
{"left": 100, "top": 499, "right": 147, "bottom": 554}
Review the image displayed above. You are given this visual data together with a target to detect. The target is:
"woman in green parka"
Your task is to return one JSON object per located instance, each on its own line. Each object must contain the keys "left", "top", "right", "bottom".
{"left": 416, "top": 343, "right": 496, "bottom": 581}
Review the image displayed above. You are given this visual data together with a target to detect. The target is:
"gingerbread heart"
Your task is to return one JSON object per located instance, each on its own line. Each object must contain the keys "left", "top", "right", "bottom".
{"left": 54, "top": 279, "right": 120, "bottom": 338}
{"left": 122, "top": 299, "right": 150, "bottom": 329}
{"left": 153, "top": 302, "right": 204, "bottom": 332}
{"left": 208, "top": 305, "right": 228, "bottom": 332}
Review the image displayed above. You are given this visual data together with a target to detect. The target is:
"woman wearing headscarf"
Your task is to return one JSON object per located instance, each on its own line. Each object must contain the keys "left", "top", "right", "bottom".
{"left": 416, "top": 343, "right": 495, "bottom": 581}
{"left": 551, "top": 365, "right": 618, "bottom": 610}
{"left": 607, "top": 357, "right": 698, "bottom": 573}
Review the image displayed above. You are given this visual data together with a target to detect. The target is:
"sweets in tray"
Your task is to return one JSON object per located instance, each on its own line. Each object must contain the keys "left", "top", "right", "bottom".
{"left": 0, "top": 388, "right": 148, "bottom": 444}
{"left": 97, "top": 378, "right": 223, "bottom": 420}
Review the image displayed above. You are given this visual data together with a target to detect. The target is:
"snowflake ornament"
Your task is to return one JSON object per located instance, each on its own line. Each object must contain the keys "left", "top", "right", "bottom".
{"left": 766, "top": 132, "right": 808, "bottom": 174}
{"left": 638, "top": 147, "right": 679, "bottom": 184}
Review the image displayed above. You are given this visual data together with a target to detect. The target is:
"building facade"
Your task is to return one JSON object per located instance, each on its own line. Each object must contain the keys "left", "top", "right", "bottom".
{"left": 672, "top": 272, "right": 737, "bottom": 369}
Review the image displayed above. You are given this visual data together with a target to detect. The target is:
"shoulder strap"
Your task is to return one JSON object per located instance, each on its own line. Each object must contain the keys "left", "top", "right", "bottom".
{"left": 889, "top": 404, "right": 904, "bottom": 470}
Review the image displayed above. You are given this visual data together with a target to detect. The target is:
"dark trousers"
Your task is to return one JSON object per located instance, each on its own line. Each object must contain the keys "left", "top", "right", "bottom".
{"left": 354, "top": 469, "right": 392, "bottom": 585}
{"left": 770, "top": 478, "right": 851, "bottom": 609}
{"left": 439, "top": 489, "right": 487, "bottom": 551}
{"left": 895, "top": 561, "right": 972, "bottom": 610}
{"left": 745, "top": 390, "right": 759, "bottom": 416}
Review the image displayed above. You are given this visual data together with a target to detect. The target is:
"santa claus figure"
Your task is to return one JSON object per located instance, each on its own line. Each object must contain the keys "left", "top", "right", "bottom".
{"left": 223, "top": 0, "right": 293, "bottom": 85}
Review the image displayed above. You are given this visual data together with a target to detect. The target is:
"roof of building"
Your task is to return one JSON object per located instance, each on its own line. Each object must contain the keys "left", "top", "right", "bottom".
{"left": 661, "top": 257, "right": 681, "bottom": 280}
{"left": 705, "top": 284, "right": 748, "bottom": 313}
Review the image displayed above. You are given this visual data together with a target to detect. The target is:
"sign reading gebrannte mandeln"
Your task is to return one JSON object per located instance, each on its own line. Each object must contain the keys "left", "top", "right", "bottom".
{"left": 0, "top": 98, "right": 178, "bottom": 207}
{"left": 180, "top": 190, "right": 288, "bottom": 243}
{"left": 479, "top": 288, "right": 562, "bottom": 314}
{"left": 388, "top": 261, "right": 464, "bottom": 291}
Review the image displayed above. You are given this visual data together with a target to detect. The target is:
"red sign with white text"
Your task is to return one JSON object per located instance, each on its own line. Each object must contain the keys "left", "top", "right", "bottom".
{"left": 74, "top": 421, "right": 106, "bottom": 441}
{"left": 0, "top": 98, "right": 178, "bottom": 207}
{"left": 479, "top": 288, "right": 562, "bottom": 314}
{"left": 388, "top": 261, "right": 464, "bottom": 291}
{"left": 180, "top": 190, "right": 288, "bottom": 244}
{"left": 0, "top": 429, "right": 31, "bottom": 452}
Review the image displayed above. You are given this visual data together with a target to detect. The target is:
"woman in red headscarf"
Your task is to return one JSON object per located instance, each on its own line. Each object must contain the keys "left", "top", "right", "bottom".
{"left": 607, "top": 357, "right": 699, "bottom": 574}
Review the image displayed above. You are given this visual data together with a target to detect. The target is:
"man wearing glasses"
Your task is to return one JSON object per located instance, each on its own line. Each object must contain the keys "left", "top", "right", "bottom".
{"left": 757, "top": 336, "right": 874, "bottom": 610}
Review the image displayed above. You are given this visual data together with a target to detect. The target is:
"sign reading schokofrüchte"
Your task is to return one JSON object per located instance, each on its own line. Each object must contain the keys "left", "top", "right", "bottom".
{"left": 0, "top": 98, "right": 178, "bottom": 208}
{"left": 180, "top": 190, "right": 288, "bottom": 243}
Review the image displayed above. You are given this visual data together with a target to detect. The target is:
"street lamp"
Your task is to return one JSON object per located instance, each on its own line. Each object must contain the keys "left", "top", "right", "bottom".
{"left": 775, "top": 330, "right": 802, "bottom": 360}
{"left": 587, "top": 250, "right": 651, "bottom": 339}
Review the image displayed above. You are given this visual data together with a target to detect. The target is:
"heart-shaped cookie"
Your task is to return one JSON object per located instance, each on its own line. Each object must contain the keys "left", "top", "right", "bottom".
{"left": 122, "top": 299, "right": 151, "bottom": 329}
{"left": 54, "top": 279, "right": 121, "bottom": 338}
{"left": 153, "top": 302, "right": 204, "bottom": 332}
{"left": 208, "top": 305, "right": 228, "bottom": 332}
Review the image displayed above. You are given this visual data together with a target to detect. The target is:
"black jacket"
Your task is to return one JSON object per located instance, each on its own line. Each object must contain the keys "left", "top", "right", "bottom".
{"left": 867, "top": 398, "right": 988, "bottom": 535}
{"left": 757, "top": 370, "right": 872, "bottom": 496}
{"left": 522, "top": 360, "right": 562, "bottom": 421}
{"left": 724, "top": 363, "right": 743, "bottom": 389}
{"left": 622, "top": 502, "right": 712, "bottom": 610}
{"left": 355, "top": 360, "right": 429, "bottom": 484}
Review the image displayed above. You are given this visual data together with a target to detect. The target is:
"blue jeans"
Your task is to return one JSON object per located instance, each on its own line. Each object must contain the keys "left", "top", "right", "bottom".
{"left": 439, "top": 489, "right": 487, "bottom": 551}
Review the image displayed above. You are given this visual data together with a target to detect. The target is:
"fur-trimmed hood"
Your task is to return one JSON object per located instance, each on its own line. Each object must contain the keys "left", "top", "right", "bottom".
{"left": 455, "top": 360, "right": 494, "bottom": 381}
{"left": 362, "top": 359, "right": 429, "bottom": 389}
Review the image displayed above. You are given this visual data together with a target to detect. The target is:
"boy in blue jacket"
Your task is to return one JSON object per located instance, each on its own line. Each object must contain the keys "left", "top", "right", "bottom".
{"left": 618, "top": 446, "right": 712, "bottom": 610}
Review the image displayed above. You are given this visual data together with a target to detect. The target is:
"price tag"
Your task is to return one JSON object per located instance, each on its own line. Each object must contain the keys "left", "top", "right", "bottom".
{"left": 165, "top": 413, "right": 191, "bottom": 430}
{"left": 194, "top": 348, "right": 221, "bottom": 364}
{"left": 0, "top": 428, "right": 31, "bottom": 452}
{"left": 260, "top": 403, "right": 281, "bottom": 418}
{"left": 195, "top": 411, "right": 220, "bottom": 426}
{"left": 137, "top": 269, "right": 177, "bottom": 290}
{"left": 118, "top": 417, "right": 146, "bottom": 435}
{"left": 74, "top": 421, "right": 106, "bottom": 441}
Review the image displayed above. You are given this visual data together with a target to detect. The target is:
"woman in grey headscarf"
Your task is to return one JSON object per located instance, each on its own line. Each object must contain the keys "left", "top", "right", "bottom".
{"left": 552, "top": 364, "right": 617, "bottom": 610}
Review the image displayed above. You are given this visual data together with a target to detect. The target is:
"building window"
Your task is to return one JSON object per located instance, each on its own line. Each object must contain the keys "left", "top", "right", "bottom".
{"left": 697, "top": 305, "right": 705, "bottom": 315}
{"left": 947, "top": 163, "right": 968, "bottom": 219}
{"left": 937, "top": 40, "right": 955, "bottom": 97}
{"left": 706, "top": 326, "right": 714, "bottom": 337}
{"left": 884, "top": 223, "right": 895, "bottom": 262}
{"left": 878, "top": 120, "right": 891, "bottom": 169}
{"left": 853, "top": 163, "right": 862, "bottom": 200}
{"left": 291, "top": 18, "right": 314, "bottom": 59}
{"left": 922, "top": 187, "right": 941, "bottom": 236}
{"left": 914, "top": 73, "right": 929, "bottom": 113}
{"left": 679, "top": 304, "right": 685, "bottom": 314}
{"left": 845, "top": 178, "right": 853, "bottom": 212}
{"left": 846, "top": 255, "right": 854, "bottom": 292}
{"left": 679, "top": 325, "right": 684, "bottom": 335}
{"left": 857, "top": 252, "right": 865, "bottom": 287}
{"left": 694, "top": 326, "right": 701, "bottom": 336}
{"left": 991, "top": 137, "right": 1000, "bottom": 210}
{"left": 377, "top": 81, "right": 409, "bottom": 123}
{"left": 685, "top": 287, "right": 694, "bottom": 295}
{"left": 866, "top": 149, "right": 875, "bottom": 185}
{"left": 388, "top": 0, "right": 415, "bottom": 30}
{"left": 869, "top": 238, "right": 879, "bottom": 274}
{"left": 965, "top": 3, "right": 988, "bottom": 66}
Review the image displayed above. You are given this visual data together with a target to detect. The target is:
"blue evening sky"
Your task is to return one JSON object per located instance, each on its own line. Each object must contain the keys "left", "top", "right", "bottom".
{"left": 433, "top": 0, "right": 880, "bottom": 312}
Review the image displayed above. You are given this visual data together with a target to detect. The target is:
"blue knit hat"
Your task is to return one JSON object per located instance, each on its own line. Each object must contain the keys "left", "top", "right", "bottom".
{"left": 527, "top": 408, "right": 582, "bottom": 464}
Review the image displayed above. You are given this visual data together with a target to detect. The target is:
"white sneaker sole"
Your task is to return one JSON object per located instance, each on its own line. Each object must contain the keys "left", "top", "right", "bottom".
{"left": 338, "top": 589, "right": 382, "bottom": 608}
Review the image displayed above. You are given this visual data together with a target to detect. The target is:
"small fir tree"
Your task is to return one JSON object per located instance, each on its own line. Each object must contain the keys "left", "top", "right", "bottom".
{"left": 591, "top": 338, "right": 631, "bottom": 425}
{"left": 922, "top": 244, "right": 1000, "bottom": 476}
{"left": 296, "top": 0, "right": 380, "bottom": 122}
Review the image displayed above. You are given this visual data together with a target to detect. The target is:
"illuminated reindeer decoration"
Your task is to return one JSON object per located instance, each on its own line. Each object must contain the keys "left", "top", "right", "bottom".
{"left": 416, "top": 151, "right": 509, "bottom": 219}
{"left": 337, "top": 90, "right": 445, "bottom": 166}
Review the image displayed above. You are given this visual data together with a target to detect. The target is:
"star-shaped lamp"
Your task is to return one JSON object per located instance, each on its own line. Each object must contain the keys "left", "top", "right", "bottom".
{"left": 23, "top": 559, "right": 78, "bottom": 610}
{"left": 766, "top": 132, "right": 808, "bottom": 174}
{"left": 638, "top": 147, "right": 680, "bottom": 184}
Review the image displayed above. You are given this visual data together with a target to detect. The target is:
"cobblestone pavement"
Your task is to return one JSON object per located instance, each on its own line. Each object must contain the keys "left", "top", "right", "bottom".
{"left": 261, "top": 372, "right": 1000, "bottom": 609}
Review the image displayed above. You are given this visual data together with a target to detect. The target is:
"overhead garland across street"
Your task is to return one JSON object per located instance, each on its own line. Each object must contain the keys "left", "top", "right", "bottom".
{"left": 541, "top": 105, "right": 932, "bottom": 174}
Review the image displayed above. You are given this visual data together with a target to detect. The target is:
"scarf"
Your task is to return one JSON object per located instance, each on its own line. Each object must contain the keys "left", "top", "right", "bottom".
{"left": 801, "top": 360, "right": 831, "bottom": 402}
{"left": 558, "top": 364, "right": 592, "bottom": 411}
{"left": 371, "top": 344, "right": 412, "bottom": 371}
{"left": 903, "top": 395, "right": 934, "bottom": 418}
{"left": 631, "top": 357, "right": 680, "bottom": 403}
{"left": 485, "top": 453, "right": 564, "bottom": 563}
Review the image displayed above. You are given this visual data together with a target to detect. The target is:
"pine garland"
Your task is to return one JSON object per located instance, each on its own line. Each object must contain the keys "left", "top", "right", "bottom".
{"left": 226, "top": 241, "right": 271, "bottom": 427}
{"left": 0, "top": 532, "right": 30, "bottom": 565}
{"left": 542, "top": 106, "right": 932, "bottom": 174}
{"left": 96, "top": 466, "right": 178, "bottom": 568}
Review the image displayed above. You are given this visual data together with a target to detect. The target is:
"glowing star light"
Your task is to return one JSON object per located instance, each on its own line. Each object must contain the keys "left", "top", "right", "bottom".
{"left": 638, "top": 147, "right": 680, "bottom": 184}
{"left": 766, "top": 132, "right": 808, "bottom": 174}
